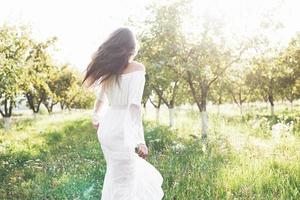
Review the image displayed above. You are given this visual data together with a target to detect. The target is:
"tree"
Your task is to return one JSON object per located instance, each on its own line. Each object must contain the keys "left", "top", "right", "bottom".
{"left": 208, "top": 73, "right": 231, "bottom": 115}
{"left": 141, "top": 73, "right": 152, "bottom": 116}
{"left": 246, "top": 17, "right": 285, "bottom": 116}
{"left": 21, "top": 37, "right": 57, "bottom": 115}
{"left": 42, "top": 65, "right": 61, "bottom": 113}
{"left": 226, "top": 64, "right": 252, "bottom": 116}
{"left": 58, "top": 66, "right": 79, "bottom": 110}
{"left": 0, "top": 24, "right": 31, "bottom": 130}
{"left": 182, "top": 17, "right": 247, "bottom": 142}
{"left": 277, "top": 33, "right": 300, "bottom": 110}
{"left": 42, "top": 65, "right": 80, "bottom": 112}
{"left": 247, "top": 57, "right": 281, "bottom": 116}
{"left": 137, "top": 0, "right": 188, "bottom": 127}
{"left": 69, "top": 85, "right": 95, "bottom": 109}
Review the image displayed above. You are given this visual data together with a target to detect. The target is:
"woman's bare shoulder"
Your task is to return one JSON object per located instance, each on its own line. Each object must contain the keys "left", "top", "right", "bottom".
{"left": 124, "top": 61, "right": 145, "bottom": 73}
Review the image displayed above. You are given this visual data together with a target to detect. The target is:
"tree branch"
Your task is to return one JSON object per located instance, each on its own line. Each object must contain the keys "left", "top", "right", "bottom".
{"left": 208, "top": 46, "right": 248, "bottom": 88}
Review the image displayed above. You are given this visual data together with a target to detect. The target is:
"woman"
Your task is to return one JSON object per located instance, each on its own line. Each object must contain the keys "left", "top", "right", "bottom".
{"left": 82, "top": 27, "right": 164, "bottom": 200}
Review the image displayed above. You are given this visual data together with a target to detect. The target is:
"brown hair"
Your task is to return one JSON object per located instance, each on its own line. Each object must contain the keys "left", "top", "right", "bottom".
{"left": 82, "top": 27, "right": 137, "bottom": 88}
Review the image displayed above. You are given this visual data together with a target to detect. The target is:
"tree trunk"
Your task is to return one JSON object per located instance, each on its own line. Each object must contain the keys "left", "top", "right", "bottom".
{"left": 60, "top": 102, "right": 65, "bottom": 110}
{"left": 200, "top": 86, "right": 208, "bottom": 142}
{"left": 44, "top": 103, "right": 55, "bottom": 114}
{"left": 240, "top": 104, "right": 243, "bottom": 116}
{"left": 201, "top": 111, "right": 208, "bottom": 142}
{"left": 33, "top": 112, "right": 38, "bottom": 120}
{"left": 271, "top": 105, "right": 274, "bottom": 116}
{"left": 45, "top": 105, "right": 51, "bottom": 114}
{"left": 217, "top": 96, "right": 222, "bottom": 115}
{"left": 3, "top": 117, "right": 11, "bottom": 132}
{"left": 1, "top": 98, "right": 14, "bottom": 131}
{"left": 143, "top": 102, "right": 147, "bottom": 118}
{"left": 26, "top": 93, "right": 42, "bottom": 114}
{"left": 268, "top": 93, "right": 274, "bottom": 116}
{"left": 186, "top": 71, "right": 209, "bottom": 143}
{"left": 217, "top": 104, "right": 220, "bottom": 115}
{"left": 156, "top": 107, "right": 160, "bottom": 124}
{"left": 168, "top": 108, "right": 174, "bottom": 127}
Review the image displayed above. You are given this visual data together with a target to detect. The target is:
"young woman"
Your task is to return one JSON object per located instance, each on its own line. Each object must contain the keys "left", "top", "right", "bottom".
{"left": 82, "top": 27, "right": 164, "bottom": 200}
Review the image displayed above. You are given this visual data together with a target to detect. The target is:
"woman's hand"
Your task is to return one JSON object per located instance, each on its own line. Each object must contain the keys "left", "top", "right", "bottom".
{"left": 136, "top": 143, "right": 148, "bottom": 159}
{"left": 92, "top": 111, "right": 100, "bottom": 129}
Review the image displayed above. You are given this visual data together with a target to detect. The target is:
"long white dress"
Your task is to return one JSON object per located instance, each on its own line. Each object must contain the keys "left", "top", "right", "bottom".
{"left": 92, "top": 70, "right": 164, "bottom": 200}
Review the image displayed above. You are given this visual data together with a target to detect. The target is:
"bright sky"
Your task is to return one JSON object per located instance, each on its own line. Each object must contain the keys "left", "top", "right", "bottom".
{"left": 1, "top": 0, "right": 299, "bottom": 71}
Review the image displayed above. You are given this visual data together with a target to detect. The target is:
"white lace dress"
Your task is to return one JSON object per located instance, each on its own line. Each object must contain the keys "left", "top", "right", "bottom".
{"left": 92, "top": 70, "right": 164, "bottom": 200}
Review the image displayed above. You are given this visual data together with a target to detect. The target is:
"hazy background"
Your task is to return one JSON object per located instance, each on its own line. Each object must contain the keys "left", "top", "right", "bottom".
{"left": 1, "top": 0, "right": 299, "bottom": 71}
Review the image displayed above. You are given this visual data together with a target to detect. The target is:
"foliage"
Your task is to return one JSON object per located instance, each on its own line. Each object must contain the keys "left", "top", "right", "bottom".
{"left": 0, "top": 24, "right": 94, "bottom": 120}
{"left": 137, "top": 0, "right": 191, "bottom": 109}
{"left": 0, "top": 24, "right": 31, "bottom": 117}
{"left": 21, "top": 36, "right": 57, "bottom": 113}
{"left": 277, "top": 33, "right": 300, "bottom": 104}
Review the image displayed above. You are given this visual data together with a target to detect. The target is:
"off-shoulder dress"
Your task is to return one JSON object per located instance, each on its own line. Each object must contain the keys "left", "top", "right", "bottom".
{"left": 93, "top": 70, "right": 164, "bottom": 200}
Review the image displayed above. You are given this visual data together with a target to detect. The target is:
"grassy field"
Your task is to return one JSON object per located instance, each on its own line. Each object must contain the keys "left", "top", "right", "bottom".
{"left": 0, "top": 103, "right": 299, "bottom": 199}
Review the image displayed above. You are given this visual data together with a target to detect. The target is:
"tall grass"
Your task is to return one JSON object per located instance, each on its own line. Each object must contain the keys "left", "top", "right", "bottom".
{"left": 0, "top": 105, "right": 299, "bottom": 199}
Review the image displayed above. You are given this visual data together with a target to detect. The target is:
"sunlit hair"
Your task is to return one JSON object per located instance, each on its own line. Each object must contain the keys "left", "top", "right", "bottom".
{"left": 82, "top": 27, "right": 137, "bottom": 88}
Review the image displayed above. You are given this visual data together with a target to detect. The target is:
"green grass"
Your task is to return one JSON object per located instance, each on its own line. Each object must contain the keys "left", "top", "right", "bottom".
{"left": 0, "top": 106, "right": 300, "bottom": 199}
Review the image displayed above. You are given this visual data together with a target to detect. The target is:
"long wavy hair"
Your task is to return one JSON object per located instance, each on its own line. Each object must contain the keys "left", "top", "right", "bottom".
{"left": 82, "top": 27, "right": 137, "bottom": 88}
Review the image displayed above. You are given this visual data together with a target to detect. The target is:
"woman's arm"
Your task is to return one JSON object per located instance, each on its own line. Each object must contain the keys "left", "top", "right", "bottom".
{"left": 92, "top": 100, "right": 105, "bottom": 128}
{"left": 92, "top": 84, "right": 107, "bottom": 128}
{"left": 126, "top": 67, "right": 148, "bottom": 158}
